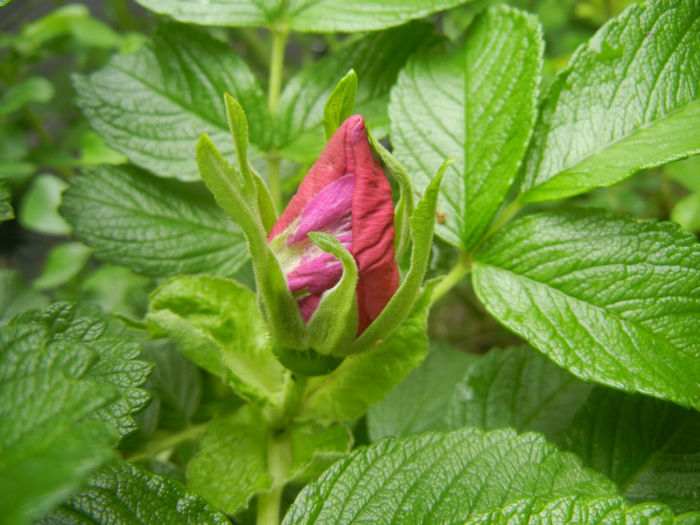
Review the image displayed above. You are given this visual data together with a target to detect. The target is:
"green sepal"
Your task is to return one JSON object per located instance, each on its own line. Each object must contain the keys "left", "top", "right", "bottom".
{"left": 368, "top": 129, "right": 414, "bottom": 260}
{"left": 196, "top": 135, "right": 307, "bottom": 350}
{"left": 272, "top": 346, "right": 343, "bottom": 377}
{"left": 323, "top": 69, "right": 358, "bottom": 141}
{"left": 306, "top": 232, "right": 359, "bottom": 356}
{"left": 340, "top": 158, "right": 452, "bottom": 356}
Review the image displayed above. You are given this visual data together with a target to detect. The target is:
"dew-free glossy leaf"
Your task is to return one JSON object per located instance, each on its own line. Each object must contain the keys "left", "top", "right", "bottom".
{"left": 390, "top": 6, "right": 543, "bottom": 248}
{"left": 520, "top": 0, "right": 700, "bottom": 202}
{"left": 38, "top": 461, "right": 230, "bottom": 524}
{"left": 472, "top": 209, "right": 700, "bottom": 410}
{"left": 61, "top": 165, "right": 248, "bottom": 278}
{"left": 565, "top": 387, "right": 700, "bottom": 513}
{"left": 74, "top": 23, "right": 269, "bottom": 181}
{"left": 283, "top": 427, "right": 619, "bottom": 524}
{"left": 275, "top": 22, "right": 433, "bottom": 162}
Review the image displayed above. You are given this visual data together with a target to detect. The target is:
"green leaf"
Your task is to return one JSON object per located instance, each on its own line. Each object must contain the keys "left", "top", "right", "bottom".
{"left": 390, "top": 6, "right": 543, "bottom": 248}
{"left": 283, "top": 427, "right": 621, "bottom": 524}
{"left": 74, "top": 23, "right": 269, "bottom": 181}
{"left": 0, "top": 303, "right": 150, "bottom": 524}
{"left": 19, "top": 173, "right": 70, "bottom": 235}
{"left": 666, "top": 156, "right": 700, "bottom": 192}
{"left": 134, "top": 0, "right": 472, "bottom": 32}
{"left": 38, "top": 461, "right": 230, "bottom": 524}
{"left": 367, "top": 341, "right": 477, "bottom": 440}
{"left": 0, "top": 76, "right": 53, "bottom": 116}
{"left": 0, "top": 178, "right": 13, "bottom": 223}
{"left": 275, "top": 22, "right": 433, "bottom": 163}
{"left": 672, "top": 191, "right": 700, "bottom": 232}
{"left": 188, "top": 404, "right": 351, "bottom": 514}
{"left": 472, "top": 209, "right": 700, "bottom": 410}
{"left": 299, "top": 280, "right": 435, "bottom": 421}
{"left": 564, "top": 387, "right": 700, "bottom": 514}
{"left": 33, "top": 242, "right": 92, "bottom": 290}
{"left": 443, "top": 346, "right": 593, "bottom": 441}
{"left": 0, "top": 270, "right": 49, "bottom": 325}
{"left": 323, "top": 69, "right": 358, "bottom": 141}
{"left": 80, "top": 266, "right": 151, "bottom": 319}
{"left": 61, "top": 165, "right": 249, "bottom": 278}
{"left": 12, "top": 303, "right": 153, "bottom": 437}
{"left": 520, "top": 0, "right": 700, "bottom": 203}
{"left": 148, "top": 275, "right": 288, "bottom": 405}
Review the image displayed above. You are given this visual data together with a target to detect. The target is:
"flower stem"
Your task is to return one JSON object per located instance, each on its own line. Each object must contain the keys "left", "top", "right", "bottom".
{"left": 431, "top": 254, "right": 472, "bottom": 305}
{"left": 266, "top": 25, "right": 288, "bottom": 211}
{"left": 256, "top": 432, "right": 290, "bottom": 525}
{"left": 126, "top": 422, "right": 208, "bottom": 463}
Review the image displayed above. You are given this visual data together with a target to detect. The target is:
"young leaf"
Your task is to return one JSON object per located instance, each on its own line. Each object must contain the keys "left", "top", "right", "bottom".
{"left": 283, "top": 427, "right": 621, "bottom": 524}
{"left": 564, "top": 387, "right": 700, "bottom": 513}
{"left": 472, "top": 209, "right": 700, "bottom": 410}
{"left": 0, "top": 179, "right": 14, "bottom": 223}
{"left": 390, "top": 6, "right": 543, "bottom": 248}
{"left": 367, "top": 341, "right": 478, "bottom": 440}
{"left": 148, "top": 275, "right": 288, "bottom": 406}
{"left": 323, "top": 69, "right": 358, "bottom": 140}
{"left": 443, "top": 346, "right": 593, "bottom": 441}
{"left": 74, "top": 23, "right": 270, "bottom": 181}
{"left": 275, "top": 22, "right": 433, "bottom": 162}
{"left": 37, "top": 461, "right": 230, "bottom": 524}
{"left": 61, "top": 165, "right": 249, "bottom": 278}
{"left": 520, "top": 0, "right": 700, "bottom": 202}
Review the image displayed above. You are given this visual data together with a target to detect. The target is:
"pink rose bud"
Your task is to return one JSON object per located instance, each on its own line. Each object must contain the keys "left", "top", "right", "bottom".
{"left": 268, "top": 115, "right": 398, "bottom": 334}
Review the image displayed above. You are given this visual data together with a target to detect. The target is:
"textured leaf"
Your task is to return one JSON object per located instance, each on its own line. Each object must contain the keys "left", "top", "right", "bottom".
{"left": 520, "top": 0, "right": 700, "bottom": 202}
{"left": 472, "top": 209, "right": 700, "bottom": 410}
{"left": 0, "top": 303, "right": 150, "bottom": 524}
{"left": 148, "top": 275, "right": 288, "bottom": 405}
{"left": 275, "top": 22, "right": 433, "bottom": 162}
{"left": 0, "top": 270, "right": 49, "bottom": 324}
{"left": 565, "top": 387, "right": 700, "bottom": 513}
{"left": 390, "top": 6, "right": 543, "bottom": 248}
{"left": 38, "top": 461, "right": 230, "bottom": 524}
{"left": 61, "top": 165, "right": 248, "bottom": 278}
{"left": 74, "top": 23, "right": 269, "bottom": 181}
{"left": 367, "top": 341, "right": 477, "bottom": 440}
{"left": 283, "top": 427, "right": 620, "bottom": 524}
{"left": 134, "top": 0, "right": 471, "bottom": 32}
{"left": 18, "top": 174, "right": 70, "bottom": 235}
{"left": 0, "top": 178, "right": 13, "bottom": 223}
{"left": 33, "top": 243, "right": 92, "bottom": 290}
{"left": 444, "top": 346, "right": 593, "bottom": 441}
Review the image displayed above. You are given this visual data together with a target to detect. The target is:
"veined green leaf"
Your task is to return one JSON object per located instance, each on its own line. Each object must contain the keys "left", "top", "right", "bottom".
{"left": 275, "top": 22, "right": 433, "bottom": 163}
{"left": 38, "top": 461, "right": 230, "bottom": 524}
{"left": 74, "top": 23, "right": 269, "bottom": 181}
{"left": 472, "top": 209, "right": 700, "bottom": 410}
{"left": 134, "top": 0, "right": 471, "bottom": 32}
{"left": 520, "top": 0, "right": 700, "bottom": 202}
{"left": 283, "top": 427, "right": 623, "bottom": 524}
{"left": 565, "top": 387, "right": 700, "bottom": 513}
{"left": 390, "top": 6, "right": 543, "bottom": 248}
{"left": 61, "top": 165, "right": 249, "bottom": 278}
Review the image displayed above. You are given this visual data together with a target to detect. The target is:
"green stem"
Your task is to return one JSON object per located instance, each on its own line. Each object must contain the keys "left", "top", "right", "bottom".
{"left": 266, "top": 26, "right": 288, "bottom": 210}
{"left": 267, "top": 151, "right": 283, "bottom": 212}
{"left": 256, "top": 433, "right": 290, "bottom": 525}
{"left": 481, "top": 200, "right": 523, "bottom": 242}
{"left": 126, "top": 423, "right": 207, "bottom": 463}
{"left": 431, "top": 254, "right": 472, "bottom": 305}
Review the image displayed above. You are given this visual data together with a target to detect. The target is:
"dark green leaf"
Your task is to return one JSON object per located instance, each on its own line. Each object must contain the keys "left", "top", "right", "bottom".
{"left": 74, "top": 23, "right": 269, "bottom": 181}
{"left": 520, "top": 0, "right": 700, "bottom": 202}
{"left": 38, "top": 461, "right": 230, "bottom": 524}
{"left": 472, "top": 209, "right": 700, "bottom": 409}
{"left": 390, "top": 6, "right": 543, "bottom": 248}
{"left": 61, "top": 165, "right": 248, "bottom": 278}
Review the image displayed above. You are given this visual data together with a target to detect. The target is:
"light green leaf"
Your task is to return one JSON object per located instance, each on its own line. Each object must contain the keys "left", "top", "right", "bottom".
{"left": 0, "top": 179, "right": 13, "bottom": 223}
{"left": 33, "top": 242, "right": 92, "bottom": 290}
{"left": 148, "top": 275, "right": 288, "bottom": 405}
{"left": 283, "top": 427, "right": 621, "bottom": 524}
{"left": 472, "top": 209, "right": 700, "bottom": 410}
{"left": 38, "top": 461, "right": 230, "bottom": 524}
{"left": 672, "top": 191, "right": 700, "bottom": 232}
{"left": 323, "top": 69, "right": 358, "bottom": 141}
{"left": 74, "top": 23, "right": 269, "bottom": 181}
{"left": 666, "top": 156, "right": 700, "bottom": 192}
{"left": 443, "top": 346, "right": 593, "bottom": 441}
{"left": 367, "top": 341, "right": 477, "bottom": 440}
{"left": 390, "top": 6, "right": 543, "bottom": 248}
{"left": 287, "top": 421, "right": 353, "bottom": 481}
{"left": 77, "top": 129, "right": 128, "bottom": 166}
{"left": 275, "top": 22, "right": 433, "bottom": 163}
{"left": 61, "top": 165, "right": 249, "bottom": 278}
{"left": 80, "top": 265, "right": 151, "bottom": 319}
{"left": 564, "top": 387, "right": 700, "bottom": 514}
{"left": 520, "top": 0, "right": 700, "bottom": 202}
{"left": 0, "top": 76, "right": 53, "bottom": 116}
{"left": 18, "top": 173, "right": 70, "bottom": 235}
{"left": 134, "top": 0, "right": 471, "bottom": 32}
{"left": 0, "top": 270, "right": 49, "bottom": 325}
